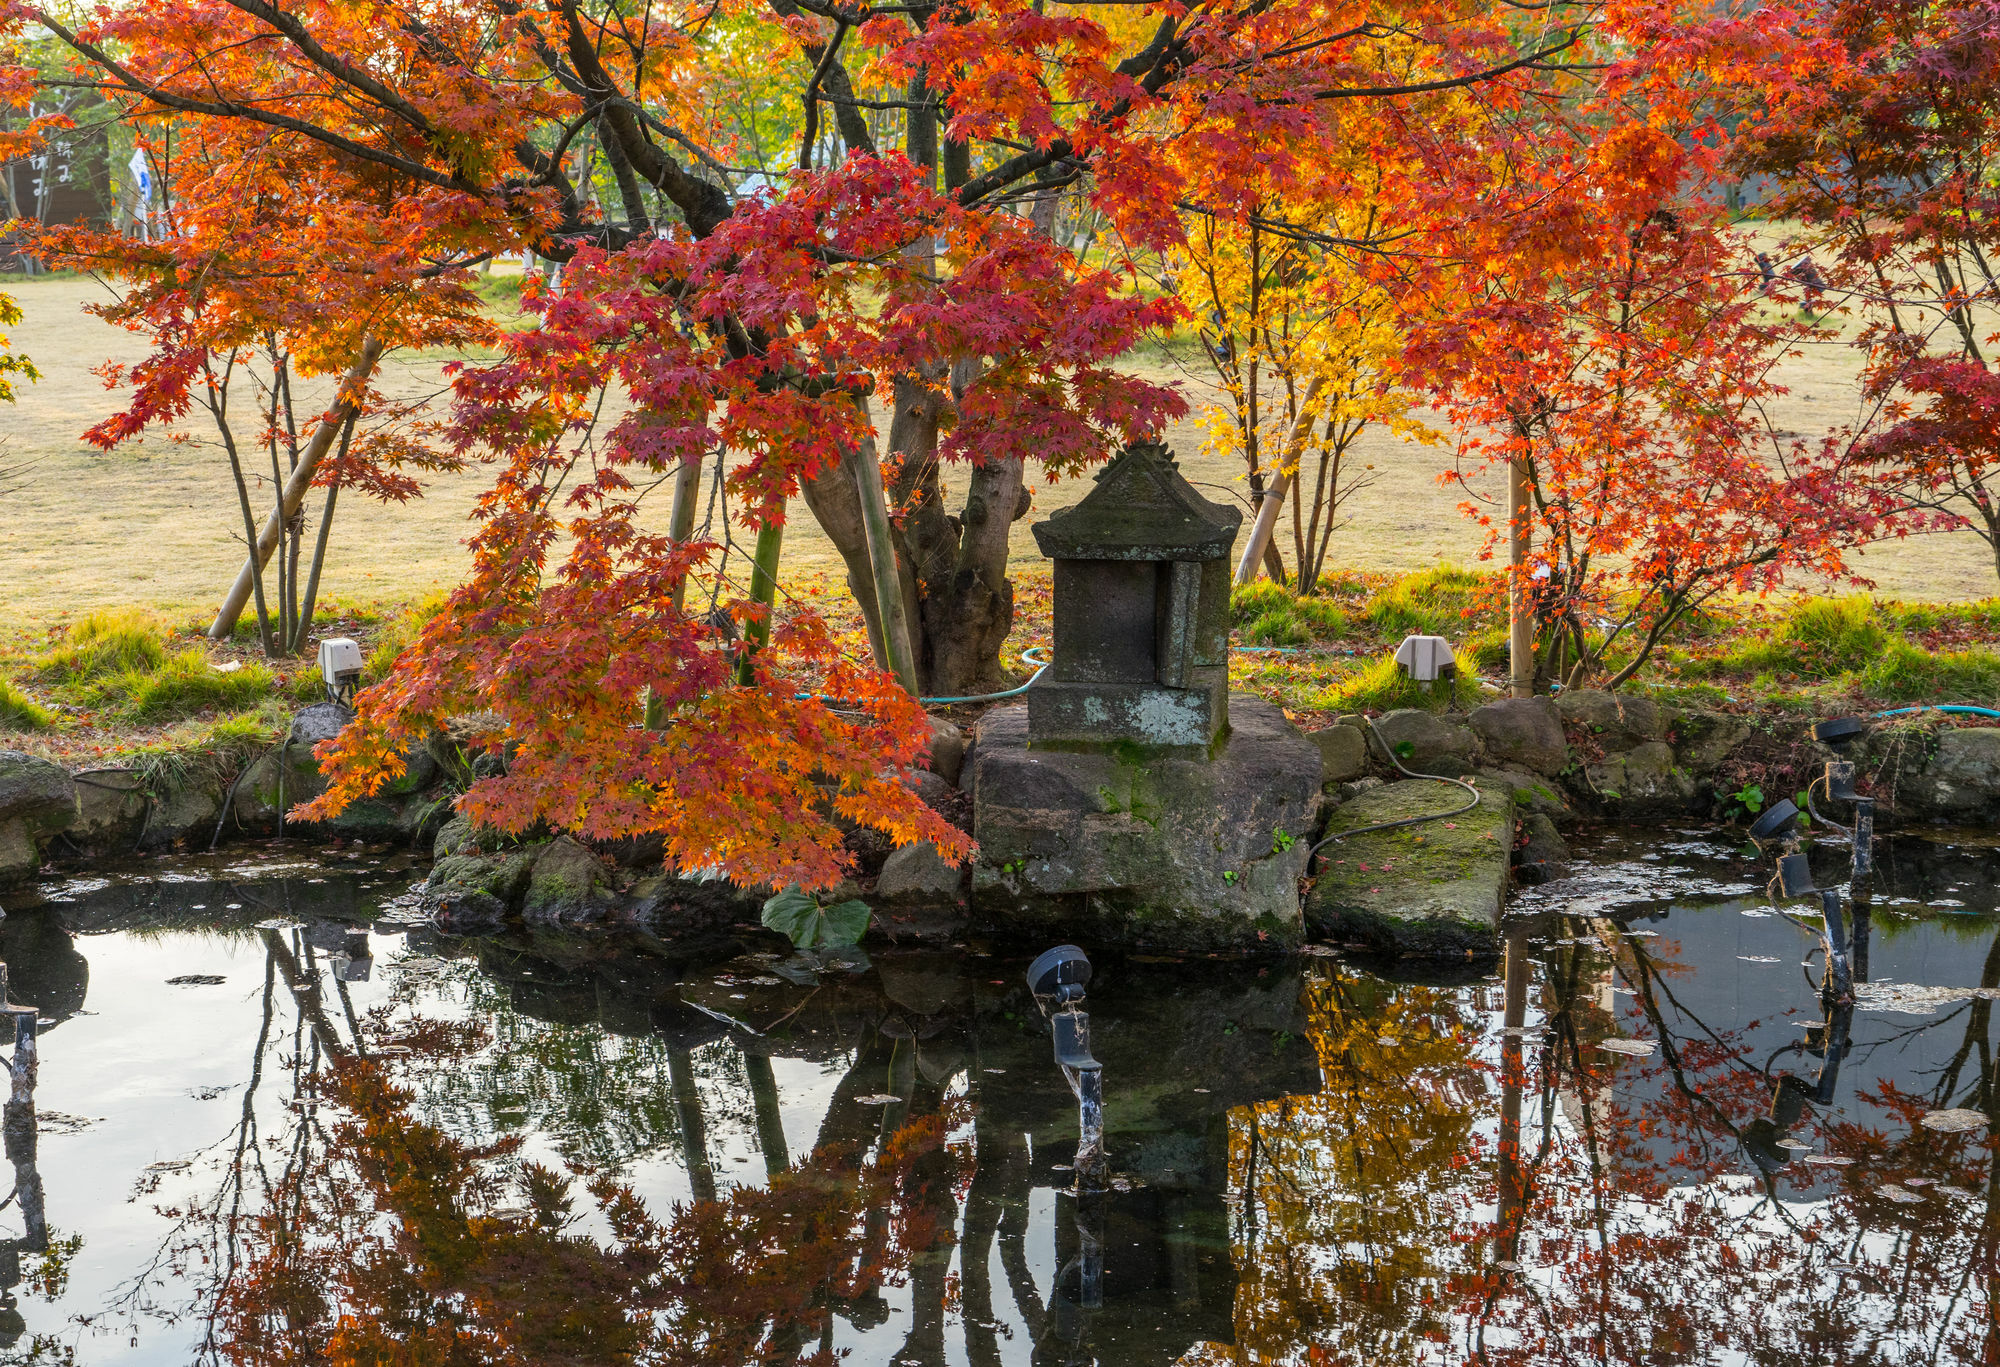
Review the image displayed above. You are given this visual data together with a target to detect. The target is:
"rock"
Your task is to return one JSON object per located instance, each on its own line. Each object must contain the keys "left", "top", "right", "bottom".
{"left": 232, "top": 740, "right": 328, "bottom": 830}
{"left": 1928, "top": 727, "right": 2000, "bottom": 789}
{"left": 139, "top": 780, "right": 224, "bottom": 849}
{"left": 927, "top": 717, "right": 966, "bottom": 787}
{"left": 0, "top": 751, "right": 77, "bottom": 884}
{"left": 908, "top": 768, "right": 958, "bottom": 812}
{"left": 382, "top": 743, "right": 440, "bottom": 796}
{"left": 1513, "top": 811, "right": 1570, "bottom": 884}
{"left": 69, "top": 771, "right": 148, "bottom": 856}
{"left": 1583, "top": 741, "right": 1696, "bottom": 818}
{"left": 1305, "top": 778, "right": 1514, "bottom": 958}
{"left": 1468, "top": 698, "right": 1567, "bottom": 775}
{"left": 1902, "top": 726, "right": 2000, "bottom": 817}
{"left": 1554, "top": 689, "right": 1669, "bottom": 749}
{"left": 969, "top": 696, "right": 1321, "bottom": 951}
{"left": 291, "top": 701, "right": 353, "bottom": 743}
{"left": 1671, "top": 710, "right": 1753, "bottom": 776}
{"left": 433, "top": 812, "right": 509, "bottom": 859}
{"left": 424, "top": 846, "right": 539, "bottom": 927}
{"left": 0, "top": 821, "right": 37, "bottom": 888}
{"left": 626, "top": 871, "right": 762, "bottom": 933}
{"left": 1368, "top": 710, "right": 1477, "bottom": 776}
{"left": 1476, "top": 767, "right": 1577, "bottom": 828}
{"left": 0, "top": 752, "right": 77, "bottom": 835}
{"left": 520, "top": 836, "right": 621, "bottom": 925}
{"left": 876, "top": 841, "right": 964, "bottom": 901}
{"left": 1308, "top": 725, "right": 1368, "bottom": 784}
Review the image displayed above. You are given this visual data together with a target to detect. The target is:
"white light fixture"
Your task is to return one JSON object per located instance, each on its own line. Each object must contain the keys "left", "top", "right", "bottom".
{"left": 317, "top": 637, "right": 364, "bottom": 706}
{"left": 1393, "top": 634, "right": 1457, "bottom": 683}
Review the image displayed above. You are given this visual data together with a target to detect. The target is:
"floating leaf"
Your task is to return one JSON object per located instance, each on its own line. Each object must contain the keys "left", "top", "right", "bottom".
{"left": 856, "top": 1094, "right": 902, "bottom": 1105}
{"left": 1805, "top": 1155, "right": 1855, "bottom": 1167}
{"left": 1876, "top": 1183, "right": 1925, "bottom": 1205}
{"left": 1597, "top": 1038, "right": 1657, "bottom": 1056}
{"left": 762, "top": 891, "right": 872, "bottom": 950}
{"left": 1919, "top": 1108, "right": 1986, "bottom": 1134}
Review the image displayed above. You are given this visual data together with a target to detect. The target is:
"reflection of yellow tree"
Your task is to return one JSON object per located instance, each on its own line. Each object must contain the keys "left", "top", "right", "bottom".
{"left": 1223, "top": 966, "right": 1492, "bottom": 1362}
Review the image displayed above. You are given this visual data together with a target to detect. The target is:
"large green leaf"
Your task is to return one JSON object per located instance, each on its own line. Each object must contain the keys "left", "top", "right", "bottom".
{"left": 761, "top": 890, "right": 873, "bottom": 949}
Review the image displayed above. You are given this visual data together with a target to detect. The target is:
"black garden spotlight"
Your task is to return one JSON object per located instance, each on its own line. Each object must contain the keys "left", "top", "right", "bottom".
{"left": 1808, "top": 716, "right": 1877, "bottom": 883}
{"left": 1027, "top": 945, "right": 1105, "bottom": 1190}
{"left": 1744, "top": 796, "right": 1852, "bottom": 1003}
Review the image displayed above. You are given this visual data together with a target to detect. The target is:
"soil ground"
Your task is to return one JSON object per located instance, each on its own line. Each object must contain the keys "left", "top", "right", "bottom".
{"left": 0, "top": 271, "right": 1996, "bottom": 641}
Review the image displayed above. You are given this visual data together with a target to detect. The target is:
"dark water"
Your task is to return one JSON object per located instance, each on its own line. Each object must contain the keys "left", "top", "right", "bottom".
{"left": 0, "top": 828, "right": 1995, "bottom": 1365}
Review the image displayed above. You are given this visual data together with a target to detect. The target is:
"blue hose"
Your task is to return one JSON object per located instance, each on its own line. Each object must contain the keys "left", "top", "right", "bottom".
{"left": 921, "top": 647, "right": 1050, "bottom": 705}
{"left": 1872, "top": 704, "right": 2000, "bottom": 720}
{"left": 795, "top": 647, "right": 1050, "bottom": 708}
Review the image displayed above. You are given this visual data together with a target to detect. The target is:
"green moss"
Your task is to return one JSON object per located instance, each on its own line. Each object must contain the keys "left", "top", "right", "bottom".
{"left": 0, "top": 677, "right": 51, "bottom": 730}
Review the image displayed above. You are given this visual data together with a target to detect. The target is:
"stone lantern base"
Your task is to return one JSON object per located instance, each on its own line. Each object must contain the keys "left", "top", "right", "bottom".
{"left": 967, "top": 696, "right": 1322, "bottom": 951}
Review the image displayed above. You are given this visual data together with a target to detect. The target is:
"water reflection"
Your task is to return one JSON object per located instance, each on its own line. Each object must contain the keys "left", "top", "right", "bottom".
{"left": 0, "top": 833, "right": 1994, "bottom": 1363}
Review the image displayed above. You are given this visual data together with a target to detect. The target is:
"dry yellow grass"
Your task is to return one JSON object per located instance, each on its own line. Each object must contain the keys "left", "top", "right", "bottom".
{"left": 0, "top": 270, "right": 1994, "bottom": 641}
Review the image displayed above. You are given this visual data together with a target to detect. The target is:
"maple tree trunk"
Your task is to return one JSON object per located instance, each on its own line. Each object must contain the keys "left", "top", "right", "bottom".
{"left": 799, "top": 437, "right": 893, "bottom": 668}
{"left": 889, "top": 371, "right": 1026, "bottom": 697}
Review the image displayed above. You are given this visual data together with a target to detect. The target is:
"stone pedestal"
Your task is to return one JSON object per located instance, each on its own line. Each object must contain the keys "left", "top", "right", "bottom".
{"left": 969, "top": 697, "right": 1321, "bottom": 951}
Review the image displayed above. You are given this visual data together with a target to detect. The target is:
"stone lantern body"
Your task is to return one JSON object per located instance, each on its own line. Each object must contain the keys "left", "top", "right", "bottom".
{"left": 1028, "top": 442, "right": 1241, "bottom": 751}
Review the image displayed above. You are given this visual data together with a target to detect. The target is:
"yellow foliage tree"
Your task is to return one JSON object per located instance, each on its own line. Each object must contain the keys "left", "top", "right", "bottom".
{"left": 1178, "top": 177, "right": 1435, "bottom": 595}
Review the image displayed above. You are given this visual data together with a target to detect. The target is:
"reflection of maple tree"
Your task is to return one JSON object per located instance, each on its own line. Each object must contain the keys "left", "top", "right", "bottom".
{"left": 1217, "top": 922, "right": 2000, "bottom": 1366}
{"left": 208, "top": 1034, "right": 965, "bottom": 1366}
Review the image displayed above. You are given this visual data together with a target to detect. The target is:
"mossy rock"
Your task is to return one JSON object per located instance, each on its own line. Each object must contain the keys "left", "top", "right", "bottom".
{"left": 1305, "top": 778, "right": 1513, "bottom": 958}
{"left": 425, "top": 845, "right": 540, "bottom": 926}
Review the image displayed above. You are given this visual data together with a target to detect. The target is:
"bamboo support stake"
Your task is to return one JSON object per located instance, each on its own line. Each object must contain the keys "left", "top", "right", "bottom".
{"left": 1507, "top": 449, "right": 1534, "bottom": 699}
{"left": 646, "top": 453, "right": 708, "bottom": 729}
{"left": 852, "top": 447, "right": 922, "bottom": 695}
{"left": 1231, "top": 378, "right": 1324, "bottom": 587}
{"left": 734, "top": 512, "right": 785, "bottom": 687}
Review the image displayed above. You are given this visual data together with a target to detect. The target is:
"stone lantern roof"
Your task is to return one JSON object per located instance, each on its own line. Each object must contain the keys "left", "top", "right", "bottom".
{"left": 1032, "top": 441, "right": 1241, "bottom": 562}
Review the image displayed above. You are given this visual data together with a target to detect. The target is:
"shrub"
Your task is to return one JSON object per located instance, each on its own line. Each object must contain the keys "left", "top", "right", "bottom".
{"left": 1315, "top": 653, "right": 1481, "bottom": 713}
{"left": 35, "top": 609, "right": 169, "bottom": 682}
{"left": 1363, "top": 564, "right": 1492, "bottom": 638}
{"left": 1858, "top": 639, "right": 2000, "bottom": 705}
{"left": 0, "top": 677, "right": 51, "bottom": 730}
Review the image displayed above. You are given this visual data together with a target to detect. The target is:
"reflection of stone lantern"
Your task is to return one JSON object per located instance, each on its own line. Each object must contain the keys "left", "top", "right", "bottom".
{"left": 1029, "top": 442, "right": 1241, "bottom": 751}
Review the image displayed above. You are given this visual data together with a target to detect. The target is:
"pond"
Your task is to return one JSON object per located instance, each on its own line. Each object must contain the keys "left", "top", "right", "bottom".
{"left": 0, "top": 827, "right": 1995, "bottom": 1365}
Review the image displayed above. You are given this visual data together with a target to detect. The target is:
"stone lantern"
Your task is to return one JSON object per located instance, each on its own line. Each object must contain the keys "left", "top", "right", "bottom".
{"left": 1028, "top": 441, "right": 1241, "bottom": 751}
